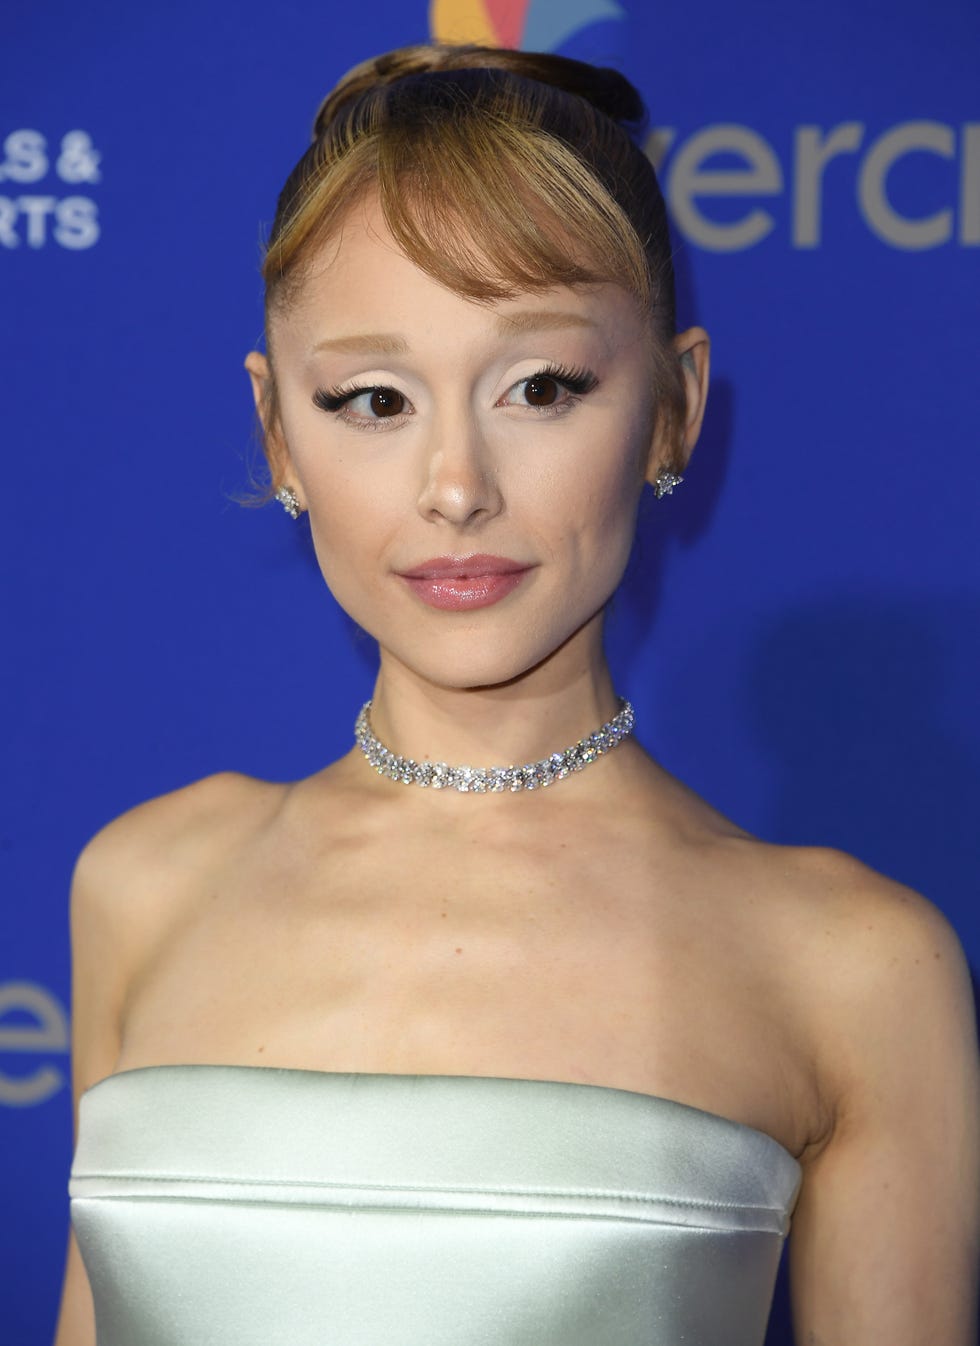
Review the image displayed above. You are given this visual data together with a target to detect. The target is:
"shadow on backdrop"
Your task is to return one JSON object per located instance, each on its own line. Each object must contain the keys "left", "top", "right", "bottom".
{"left": 741, "top": 595, "right": 980, "bottom": 919}
{"left": 610, "top": 368, "right": 735, "bottom": 678}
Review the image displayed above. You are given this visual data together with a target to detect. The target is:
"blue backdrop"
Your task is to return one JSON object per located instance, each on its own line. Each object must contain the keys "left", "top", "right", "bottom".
{"left": 3, "top": 1, "right": 978, "bottom": 1340}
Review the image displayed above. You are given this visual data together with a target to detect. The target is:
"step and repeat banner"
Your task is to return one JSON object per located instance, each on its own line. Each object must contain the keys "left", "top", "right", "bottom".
{"left": 3, "top": 1, "right": 978, "bottom": 1340}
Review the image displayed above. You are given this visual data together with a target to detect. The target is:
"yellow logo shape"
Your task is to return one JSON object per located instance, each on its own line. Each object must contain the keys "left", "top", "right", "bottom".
{"left": 430, "top": 0, "right": 517, "bottom": 47}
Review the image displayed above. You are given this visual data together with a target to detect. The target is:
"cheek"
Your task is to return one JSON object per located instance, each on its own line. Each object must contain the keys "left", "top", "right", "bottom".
{"left": 290, "top": 446, "right": 402, "bottom": 604}
{"left": 304, "top": 506, "right": 393, "bottom": 638}
{"left": 307, "top": 483, "right": 388, "bottom": 571}
{"left": 289, "top": 417, "right": 399, "bottom": 534}
{"left": 544, "top": 423, "right": 647, "bottom": 561}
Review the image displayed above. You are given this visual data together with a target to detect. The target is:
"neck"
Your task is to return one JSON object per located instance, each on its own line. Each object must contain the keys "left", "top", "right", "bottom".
{"left": 366, "top": 652, "right": 621, "bottom": 772}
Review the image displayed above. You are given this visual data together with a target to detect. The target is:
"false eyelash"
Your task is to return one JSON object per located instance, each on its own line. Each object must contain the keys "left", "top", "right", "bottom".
{"left": 312, "top": 384, "right": 384, "bottom": 412}
{"left": 530, "top": 365, "right": 599, "bottom": 395}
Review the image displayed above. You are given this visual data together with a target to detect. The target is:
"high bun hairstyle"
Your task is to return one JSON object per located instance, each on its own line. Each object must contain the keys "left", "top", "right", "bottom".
{"left": 259, "top": 44, "right": 687, "bottom": 467}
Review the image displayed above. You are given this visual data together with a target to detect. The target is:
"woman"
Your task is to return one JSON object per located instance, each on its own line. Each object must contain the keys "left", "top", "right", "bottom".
{"left": 56, "top": 43, "right": 978, "bottom": 1346}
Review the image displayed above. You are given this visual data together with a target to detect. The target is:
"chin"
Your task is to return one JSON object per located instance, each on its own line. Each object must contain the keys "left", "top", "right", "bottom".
{"left": 391, "top": 647, "right": 553, "bottom": 694}
{"left": 380, "top": 615, "right": 603, "bottom": 694}
{"left": 327, "top": 575, "right": 613, "bottom": 691}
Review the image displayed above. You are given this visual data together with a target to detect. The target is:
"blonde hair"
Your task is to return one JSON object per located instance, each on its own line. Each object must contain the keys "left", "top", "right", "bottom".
{"left": 258, "top": 44, "right": 687, "bottom": 469}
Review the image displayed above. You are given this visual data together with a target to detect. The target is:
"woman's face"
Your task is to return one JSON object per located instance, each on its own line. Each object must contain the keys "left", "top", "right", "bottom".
{"left": 250, "top": 194, "right": 669, "bottom": 693}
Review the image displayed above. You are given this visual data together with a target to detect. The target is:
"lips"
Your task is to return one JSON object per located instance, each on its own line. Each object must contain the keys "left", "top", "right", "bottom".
{"left": 396, "top": 554, "right": 533, "bottom": 611}
{"left": 399, "top": 554, "right": 528, "bottom": 580}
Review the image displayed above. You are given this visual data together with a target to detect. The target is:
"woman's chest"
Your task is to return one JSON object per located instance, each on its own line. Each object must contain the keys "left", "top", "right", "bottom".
{"left": 115, "top": 829, "right": 819, "bottom": 1157}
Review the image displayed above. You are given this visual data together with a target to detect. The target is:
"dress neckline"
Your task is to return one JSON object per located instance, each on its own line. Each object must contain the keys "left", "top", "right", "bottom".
{"left": 84, "top": 1063, "right": 802, "bottom": 1169}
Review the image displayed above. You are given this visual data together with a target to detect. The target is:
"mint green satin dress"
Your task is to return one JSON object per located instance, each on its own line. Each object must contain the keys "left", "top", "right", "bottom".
{"left": 70, "top": 1066, "right": 801, "bottom": 1345}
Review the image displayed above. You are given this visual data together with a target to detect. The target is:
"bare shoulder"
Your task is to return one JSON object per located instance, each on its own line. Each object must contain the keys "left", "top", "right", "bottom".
{"left": 70, "top": 769, "right": 289, "bottom": 983}
{"left": 74, "top": 771, "right": 287, "bottom": 890}
{"left": 726, "top": 837, "right": 973, "bottom": 1010}
{"left": 746, "top": 842, "right": 978, "bottom": 1134}
{"left": 766, "top": 842, "right": 972, "bottom": 1001}
{"left": 640, "top": 760, "right": 970, "bottom": 995}
{"left": 648, "top": 763, "right": 971, "bottom": 1005}
{"left": 68, "top": 773, "right": 289, "bottom": 1099}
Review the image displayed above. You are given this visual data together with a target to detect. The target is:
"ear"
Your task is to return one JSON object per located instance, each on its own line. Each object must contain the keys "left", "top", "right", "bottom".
{"left": 243, "top": 350, "right": 301, "bottom": 498}
{"left": 645, "top": 325, "right": 711, "bottom": 486}
{"left": 674, "top": 326, "right": 711, "bottom": 463}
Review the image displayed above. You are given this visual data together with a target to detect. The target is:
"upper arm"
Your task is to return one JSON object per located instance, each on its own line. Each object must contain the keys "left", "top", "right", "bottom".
{"left": 54, "top": 821, "right": 137, "bottom": 1346}
{"left": 66, "top": 825, "right": 137, "bottom": 1126}
{"left": 789, "top": 865, "right": 980, "bottom": 1344}
{"left": 53, "top": 772, "right": 265, "bottom": 1346}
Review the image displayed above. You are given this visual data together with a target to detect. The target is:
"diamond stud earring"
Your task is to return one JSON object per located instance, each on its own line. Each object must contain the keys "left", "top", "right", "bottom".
{"left": 275, "top": 485, "right": 302, "bottom": 519}
{"left": 653, "top": 469, "right": 684, "bottom": 499}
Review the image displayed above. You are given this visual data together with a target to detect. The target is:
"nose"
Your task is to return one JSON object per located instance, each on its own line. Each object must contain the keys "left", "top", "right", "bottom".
{"left": 415, "top": 412, "right": 504, "bottom": 528}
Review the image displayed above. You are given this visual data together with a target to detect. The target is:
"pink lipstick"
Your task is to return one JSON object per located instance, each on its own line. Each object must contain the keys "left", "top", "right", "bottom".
{"left": 397, "top": 554, "right": 532, "bottom": 611}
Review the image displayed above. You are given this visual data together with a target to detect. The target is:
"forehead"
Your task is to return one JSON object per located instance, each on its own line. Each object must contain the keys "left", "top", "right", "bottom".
{"left": 270, "top": 193, "right": 647, "bottom": 355}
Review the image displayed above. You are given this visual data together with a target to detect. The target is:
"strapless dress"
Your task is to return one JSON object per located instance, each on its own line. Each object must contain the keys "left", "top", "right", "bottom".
{"left": 69, "top": 1066, "right": 802, "bottom": 1345}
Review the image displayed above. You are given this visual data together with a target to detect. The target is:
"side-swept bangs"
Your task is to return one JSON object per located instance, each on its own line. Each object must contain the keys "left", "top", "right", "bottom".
{"left": 265, "top": 73, "right": 652, "bottom": 313}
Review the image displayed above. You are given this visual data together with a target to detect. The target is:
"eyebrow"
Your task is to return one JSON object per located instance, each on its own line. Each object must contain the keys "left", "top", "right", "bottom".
{"left": 312, "top": 333, "right": 409, "bottom": 355}
{"left": 493, "top": 310, "right": 598, "bottom": 334}
{"left": 310, "top": 311, "right": 597, "bottom": 356}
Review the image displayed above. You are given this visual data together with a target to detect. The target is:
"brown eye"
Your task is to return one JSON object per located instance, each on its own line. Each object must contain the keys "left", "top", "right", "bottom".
{"left": 370, "top": 388, "right": 405, "bottom": 416}
{"left": 523, "top": 376, "right": 560, "bottom": 407}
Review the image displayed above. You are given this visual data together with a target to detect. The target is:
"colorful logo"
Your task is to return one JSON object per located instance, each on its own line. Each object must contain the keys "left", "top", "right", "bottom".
{"left": 430, "top": 0, "right": 625, "bottom": 52}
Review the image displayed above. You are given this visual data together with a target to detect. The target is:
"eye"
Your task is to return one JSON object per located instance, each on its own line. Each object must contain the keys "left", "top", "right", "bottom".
{"left": 312, "top": 384, "right": 410, "bottom": 426}
{"left": 361, "top": 388, "right": 406, "bottom": 417}
{"left": 524, "top": 375, "right": 562, "bottom": 407}
{"left": 500, "top": 366, "right": 598, "bottom": 414}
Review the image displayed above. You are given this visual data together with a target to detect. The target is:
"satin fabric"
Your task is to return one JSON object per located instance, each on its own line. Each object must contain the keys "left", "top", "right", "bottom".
{"left": 70, "top": 1066, "right": 802, "bottom": 1345}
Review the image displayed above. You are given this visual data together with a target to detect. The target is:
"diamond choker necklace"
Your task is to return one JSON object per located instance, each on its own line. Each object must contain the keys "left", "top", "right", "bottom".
{"left": 354, "top": 698, "right": 635, "bottom": 794}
